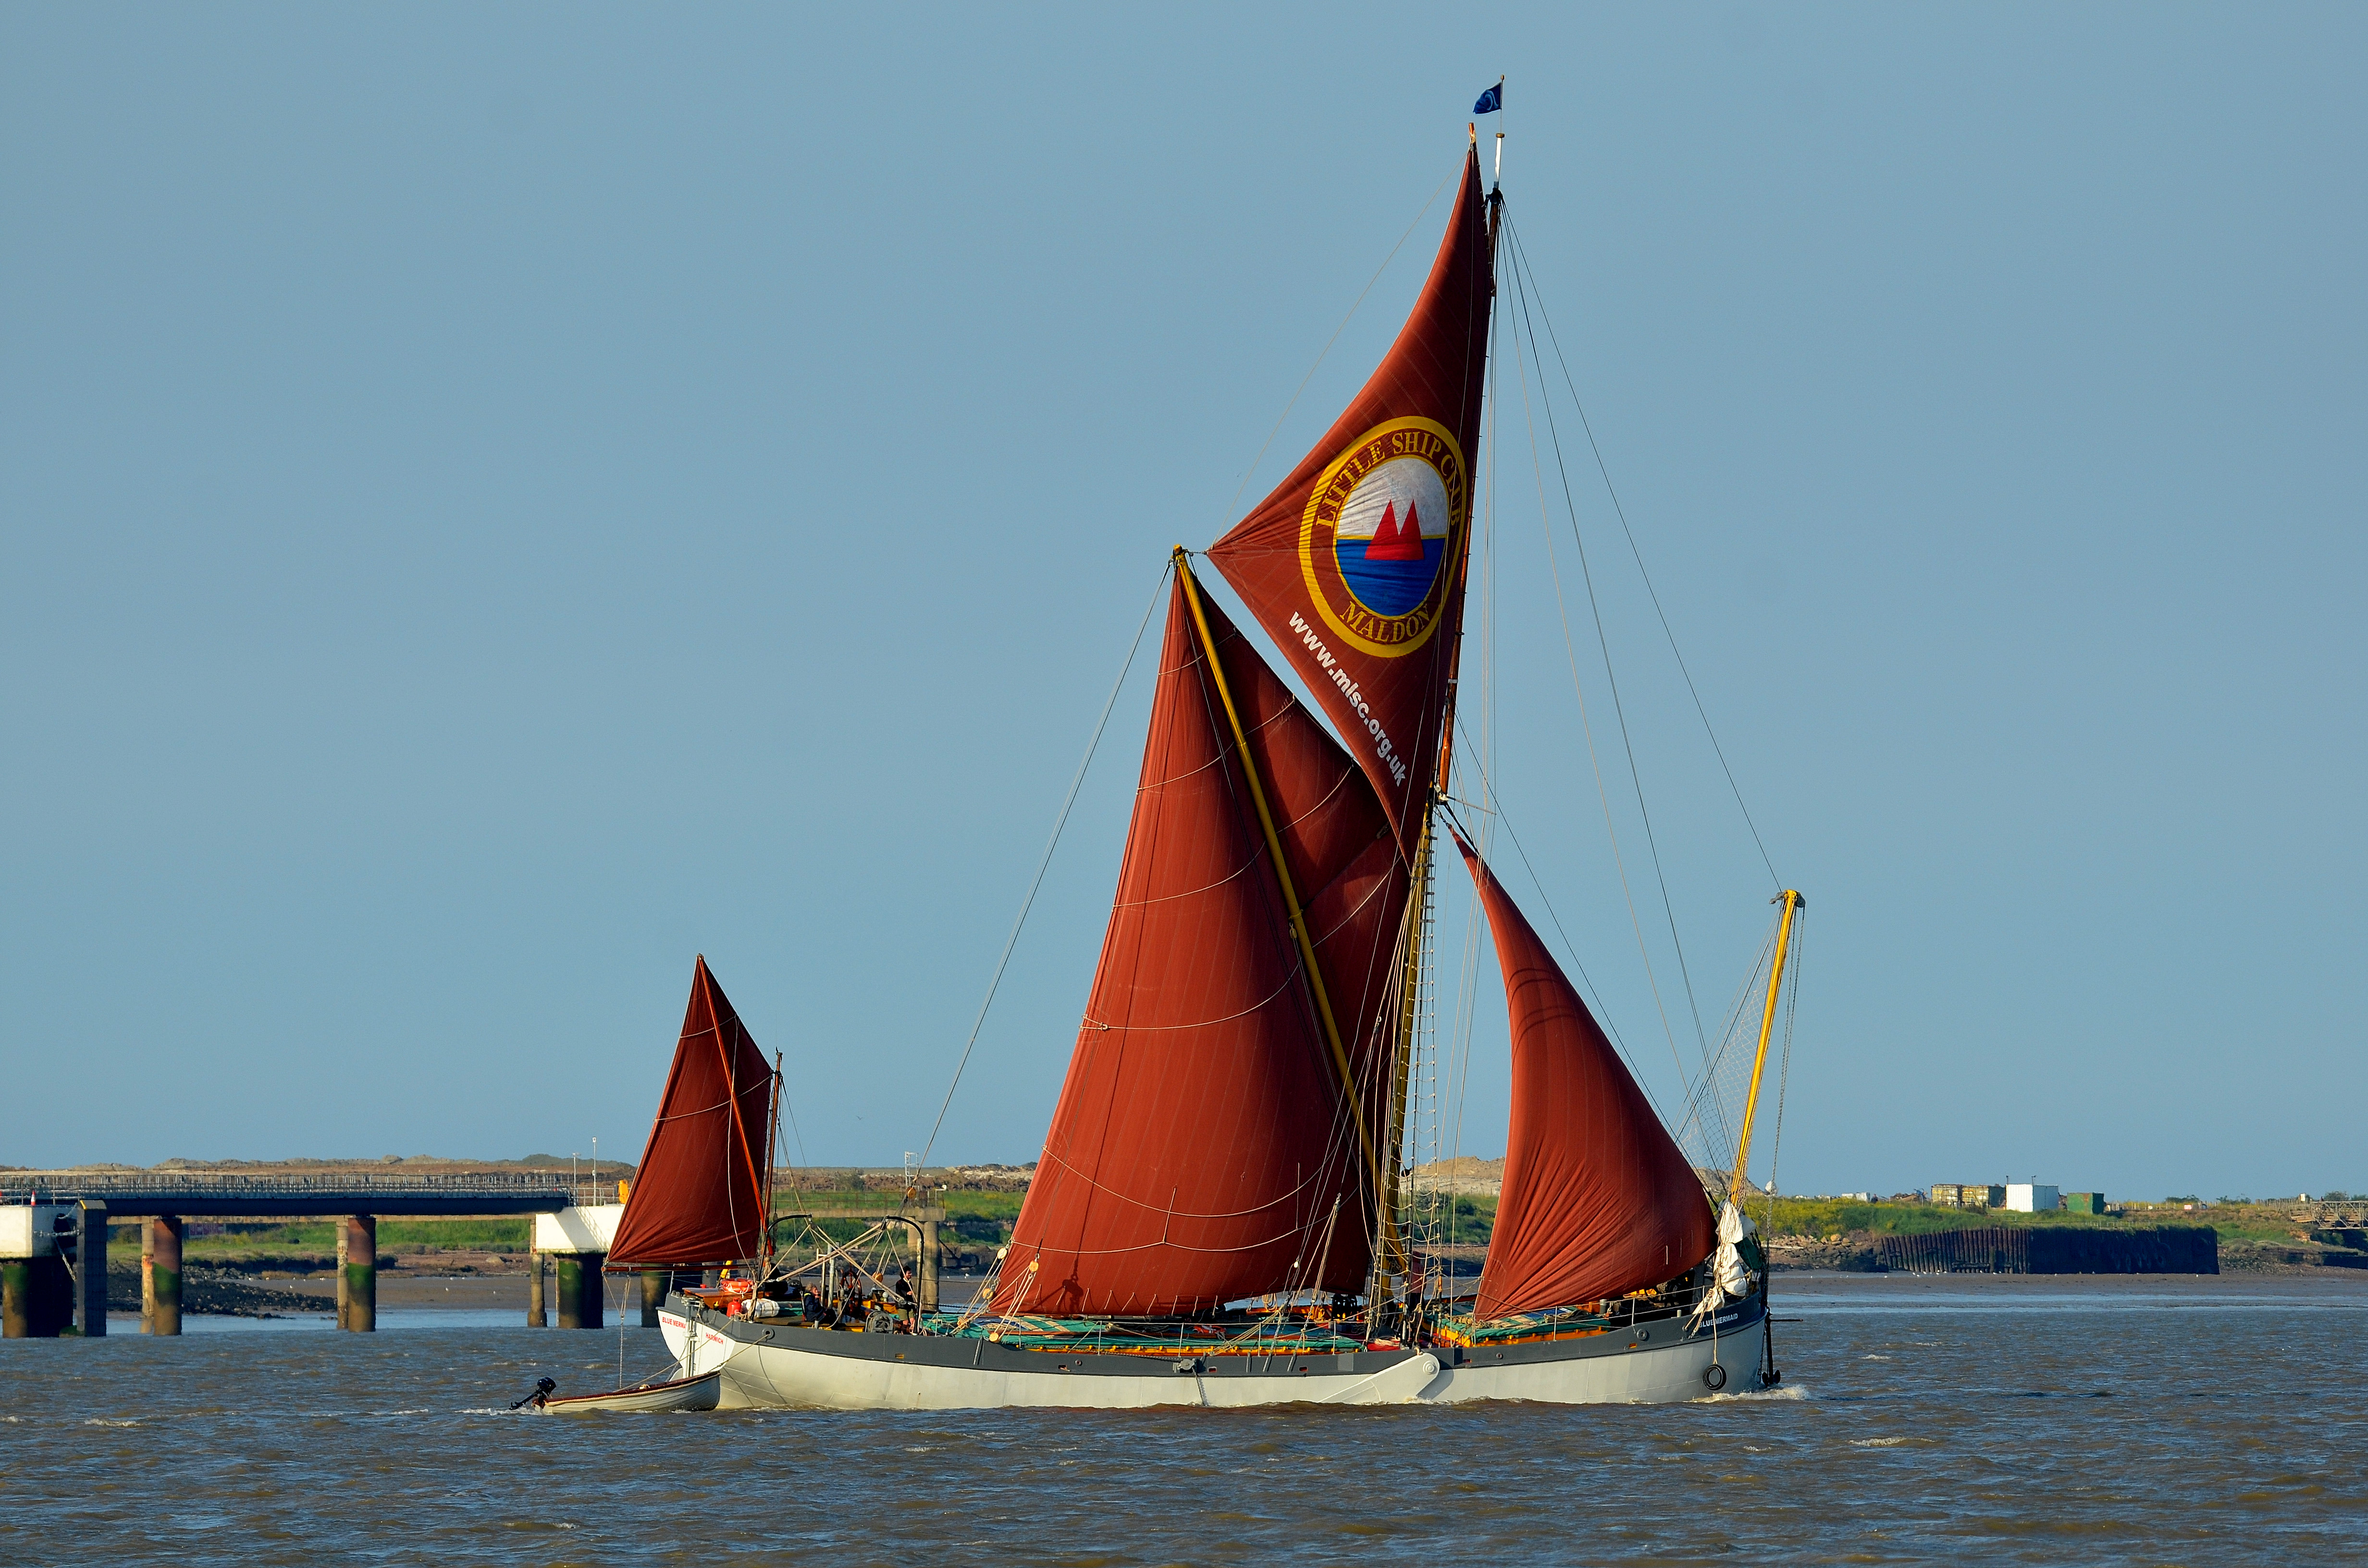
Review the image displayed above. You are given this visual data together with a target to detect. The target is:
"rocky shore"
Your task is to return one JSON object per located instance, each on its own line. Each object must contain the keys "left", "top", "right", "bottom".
{"left": 104, "top": 1259, "right": 328, "bottom": 1318}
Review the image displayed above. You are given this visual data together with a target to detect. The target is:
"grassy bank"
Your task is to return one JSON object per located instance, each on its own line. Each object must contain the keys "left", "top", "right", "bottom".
{"left": 93, "top": 1189, "right": 2293, "bottom": 1272}
{"left": 105, "top": 1218, "right": 528, "bottom": 1270}
{"left": 1757, "top": 1197, "right": 2284, "bottom": 1244}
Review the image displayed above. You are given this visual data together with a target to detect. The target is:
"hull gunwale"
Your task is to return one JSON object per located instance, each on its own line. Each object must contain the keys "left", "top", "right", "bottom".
{"left": 658, "top": 1290, "right": 1769, "bottom": 1410}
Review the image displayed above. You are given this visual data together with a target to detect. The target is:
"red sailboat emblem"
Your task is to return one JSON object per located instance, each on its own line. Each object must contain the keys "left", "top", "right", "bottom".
{"left": 1362, "top": 500, "right": 1426, "bottom": 562}
{"left": 1309, "top": 431, "right": 1464, "bottom": 631}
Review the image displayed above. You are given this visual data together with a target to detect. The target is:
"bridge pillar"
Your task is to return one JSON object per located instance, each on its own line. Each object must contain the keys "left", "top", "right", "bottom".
{"left": 2, "top": 1205, "right": 73, "bottom": 1337}
{"left": 553, "top": 1252, "right": 604, "bottom": 1329}
{"left": 6, "top": 1259, "right": 72, "bottom": 1336}
{"left": 640, "top": 1268, "right": 663, "bottom": 1327}
{"left": 143, "top": 1214, "right": 183, "bottom": 1335}
{"left": 526, "top": 1251, "right": 546, "bottom": 1327}
{"left": 335, "top": 1215, "right": 376, "bottom": 1331}
{"left": 920, "top": 1220, "right": 940, "bottom": 1311}
{"left": 74, "top": 1202, "right": 108, "bottom": 1337}
{"left": 1, "top": 1259, "right": 28, "bottom": 1336}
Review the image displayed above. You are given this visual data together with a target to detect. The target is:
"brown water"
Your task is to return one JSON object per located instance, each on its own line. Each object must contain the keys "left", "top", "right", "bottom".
{"left": 3, "top": 1274, "right": 2362, "bottom": 1564}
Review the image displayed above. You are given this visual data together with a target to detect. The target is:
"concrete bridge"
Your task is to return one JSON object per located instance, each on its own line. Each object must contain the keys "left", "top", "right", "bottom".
{"left": 0, "top": 1171, "right": 630, "bottom": 1339}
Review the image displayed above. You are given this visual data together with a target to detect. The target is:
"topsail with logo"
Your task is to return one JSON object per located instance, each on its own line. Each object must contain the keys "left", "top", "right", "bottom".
{"left": 1208, "top": 148, "right": 1492, "bottom": 847}
{"left": 631, "top": 124, "right": 1810, "bottom": 1413}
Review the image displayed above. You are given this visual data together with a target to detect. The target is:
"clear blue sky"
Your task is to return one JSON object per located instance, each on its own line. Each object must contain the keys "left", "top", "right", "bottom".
{"left": 4, "top": 6, "right": 2360, "bottom": 1201}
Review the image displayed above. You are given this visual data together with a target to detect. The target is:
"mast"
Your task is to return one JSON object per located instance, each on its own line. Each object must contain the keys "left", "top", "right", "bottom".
{"left": 1173, "top": 548, "right": 1393, "bottom": 1258}
{"left": 762, "top": 1050, "right": 783, "bottom": 1273}
{"left": 1377, "top": 145, "right": 1506, "bottom": 1302}
{"left": 1377, "top": 821, "right": 1428, "bottom": 1294}
{"left": 714, "top": 993, "right": 766, "bottom": 1265}
{"left": 1727, "top": 889, "right": 1805, "bottom": 1204}
{"left": 1204, "top": 141, "right": 1495, "bottom": 1305}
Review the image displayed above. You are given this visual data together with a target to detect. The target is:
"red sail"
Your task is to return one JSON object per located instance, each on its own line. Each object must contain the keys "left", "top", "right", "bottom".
{"left": 608, "top": 956, "right": 774, "bottom": 1268}
{"left": 996, "top": 581, "right": 1408, "bottom": 1316}
{"left": 1209, "top": 147, "right": 1493, "bottom": 847}
{"left": 1455, "top": 839, "right": 1713, "bottom": 1319}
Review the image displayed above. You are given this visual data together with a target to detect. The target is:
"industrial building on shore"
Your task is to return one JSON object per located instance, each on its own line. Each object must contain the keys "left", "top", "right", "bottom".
{"left": 1929, "top": 1183, "right": 2107, "bottom": 1214}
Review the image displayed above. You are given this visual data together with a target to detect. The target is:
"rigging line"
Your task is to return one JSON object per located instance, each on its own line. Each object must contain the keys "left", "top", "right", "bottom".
{"left": 1504, "top": 216, "right": 1780, "bottom": 890}
{"left": 1504, "top": 223, "right": 1710, "bottom": 1064}
{"left": 913, "top": 564, "right": 1171, "bottom": 1176}
{"left": 1435, "top": 786, "right": 1679, "bottom": 1128}
{"left": 1674, "top": 920, "right": 1781, "bottom": 1164}
{"left": 777, "top": 1071, "right": 808, "bottom": 1198}
{"left": 1438, "top": 737, "right": 1648, "bottom": 1098}
{"left": 1223, "top": 164, "right": 1458, "bottom": 521}
{"left": 1444, "top": 250, "right": 1506, "bottom": 1208}
{"left": 1499, "top": 257, "right": 1693, "bottom": 1102}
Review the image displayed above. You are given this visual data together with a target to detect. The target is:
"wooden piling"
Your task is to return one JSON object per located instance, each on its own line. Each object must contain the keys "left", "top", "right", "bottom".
{"left": 527, "top": 1251, "right": 546, "bottom": 1327}
{"left": 143, "top": 1214, "right": 183, "bottom": 1335}
{"left": 640, "top": 1268, "right": 663, "bottom": 1327}
{"left": 336, "top": 1215, "right": 377, "bottom": 1331}
{"left": 554, "top": 1252, "right": 604, "bottom": 1329}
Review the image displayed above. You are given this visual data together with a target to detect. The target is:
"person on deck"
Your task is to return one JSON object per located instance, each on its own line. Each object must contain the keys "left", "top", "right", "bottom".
{"left": 839, "top": 1271, "right": 864, "bottom": 1327}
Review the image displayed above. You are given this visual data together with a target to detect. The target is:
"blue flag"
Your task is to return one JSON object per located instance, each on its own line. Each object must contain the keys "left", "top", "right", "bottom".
{"left": 1474, "top": 82, "right": 1502, "bottom": 115}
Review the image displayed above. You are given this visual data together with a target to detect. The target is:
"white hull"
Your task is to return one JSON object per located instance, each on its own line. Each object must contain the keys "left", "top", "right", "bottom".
{"left": 1420, "top": 1327, "right": 1749, "bottom": 1404}
{"left": 660, "top": 1297, "right": 1767, "bottom": 1411}
{"left": 749, "top": 1341, "right": 1428, "bottom": 1411}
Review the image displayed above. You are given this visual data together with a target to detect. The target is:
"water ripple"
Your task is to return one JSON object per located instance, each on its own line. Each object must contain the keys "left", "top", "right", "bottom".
{"left": 1, "top": 1275, "right": 2363, "bottom": 1564}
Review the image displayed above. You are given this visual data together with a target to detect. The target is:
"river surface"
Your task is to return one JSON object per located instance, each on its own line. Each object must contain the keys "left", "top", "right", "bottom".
{"left": 3, "top": 1274, "right": 2362, "bottom": 1565}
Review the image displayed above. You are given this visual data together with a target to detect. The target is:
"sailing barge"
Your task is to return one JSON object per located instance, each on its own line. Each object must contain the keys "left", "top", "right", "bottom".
{"left": 611, "top": 135, "right": 1805, "bottom": 1410}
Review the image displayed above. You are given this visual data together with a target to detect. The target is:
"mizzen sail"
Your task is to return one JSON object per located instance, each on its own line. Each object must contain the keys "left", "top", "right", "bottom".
{"left": 608, "top": 956, "right": 774, "bottom": 1269}
{"left": 1209, "top": 147, "right": 1494, "bottom": 849}
{"left": 1455, "top": 839, "right": 1713, "bottom": 1319}
{"left": 996, "top": 581, "right": 1408, "bottom": 1316}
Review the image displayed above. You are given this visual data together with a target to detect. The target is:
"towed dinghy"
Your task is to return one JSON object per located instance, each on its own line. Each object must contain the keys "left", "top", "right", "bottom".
{"left": 536, "top": 1369, "right": 720, "bottom": 1414}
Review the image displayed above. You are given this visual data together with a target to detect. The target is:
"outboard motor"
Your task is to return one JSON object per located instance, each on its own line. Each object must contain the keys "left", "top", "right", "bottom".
{"left": 508, "top": 1377, "right": 557, "bottom": 1410}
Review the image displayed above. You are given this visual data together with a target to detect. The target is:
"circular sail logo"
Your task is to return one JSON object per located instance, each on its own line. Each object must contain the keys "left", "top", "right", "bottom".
{"left": 1297, "top": 416, "right": 1467, "bottom": 657}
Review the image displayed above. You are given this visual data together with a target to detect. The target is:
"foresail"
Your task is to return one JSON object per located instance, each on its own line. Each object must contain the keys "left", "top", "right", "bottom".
{"left": 1208, "top": 147, "right": 1493, "bottom": 848}
{"left": 1455, "top": 839, "right": 1714, "bottom": 1319}
{"left": 608, "top": 956, "right": 774, "bottom": 1268}
{"left": 996, "top": 582, "right": 1406, "bottom": 1316}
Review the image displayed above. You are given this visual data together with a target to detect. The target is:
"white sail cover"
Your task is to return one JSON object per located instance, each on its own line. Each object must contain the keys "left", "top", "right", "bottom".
{"left": 1693, "top": 1200, "right": 1756, "bottom": 1318}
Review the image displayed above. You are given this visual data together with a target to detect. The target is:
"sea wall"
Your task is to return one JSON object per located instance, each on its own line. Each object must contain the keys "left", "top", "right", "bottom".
{"left": 1875, "top": 1225, "right": 2218, "bottom": 1275}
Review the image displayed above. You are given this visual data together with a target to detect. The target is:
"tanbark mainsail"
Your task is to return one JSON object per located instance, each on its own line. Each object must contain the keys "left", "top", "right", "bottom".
{"left": 995, "top": 583, "right": 1407, "bottom": 1315}
{"left": 609, "top": 956, "right": 774, "bottom": 1268}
